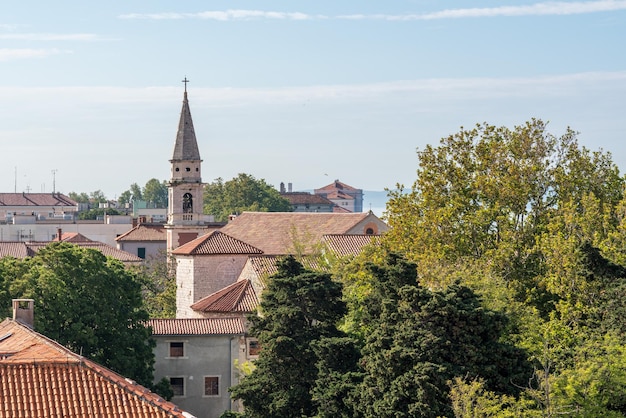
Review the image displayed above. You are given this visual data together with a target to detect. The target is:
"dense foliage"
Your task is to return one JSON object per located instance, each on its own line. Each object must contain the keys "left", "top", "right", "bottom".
{"left": 229, "top": 256, "right": 358, "bottom": 417}
{"left": 203, "top": 173, "right": 292, "bottom": 222}
{"left": 0, "top": 243, "right": 155, "bottom": 387}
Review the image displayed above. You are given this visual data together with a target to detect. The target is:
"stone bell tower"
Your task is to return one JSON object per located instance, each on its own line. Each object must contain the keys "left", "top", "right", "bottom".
{"left": 165, "top": 78, "right": 207, "bottom": 253}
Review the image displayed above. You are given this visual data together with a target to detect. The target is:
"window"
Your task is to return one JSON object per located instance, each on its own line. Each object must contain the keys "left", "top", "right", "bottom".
{"left": 185, "top": 167, "right": 191, "bottom": 172}
{"left": 170, "top": 377, "right": 185, "bottom": 397}
{"left": 365, "top": 228, "right": 374, "bottom": 235}
{"left": 183, "top": 193, "right": 193, "bottom": 213}
{"left": 137, "top": 247, "right": 146, "bottom": 259}
{"left": 169, "top": 341, "right": 184, "bottom": 357}
{"left": 248, "top": 339, "right": 260, "bottom": 357}
{"left": 204, "top": 376, "right": 219, "bottom": 396}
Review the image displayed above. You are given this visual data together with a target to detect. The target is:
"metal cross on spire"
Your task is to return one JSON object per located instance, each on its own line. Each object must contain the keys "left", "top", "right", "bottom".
{"left": 182, "top": 76, "right": 190, "bottom": 92}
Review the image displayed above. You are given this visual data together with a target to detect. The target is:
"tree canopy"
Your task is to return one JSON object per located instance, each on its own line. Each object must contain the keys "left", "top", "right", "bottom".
{"left": 204, "top": 173, "right": 292, "bottom": 222}
{"left": 3, "top": 243, "right": 155, "bottom": 387}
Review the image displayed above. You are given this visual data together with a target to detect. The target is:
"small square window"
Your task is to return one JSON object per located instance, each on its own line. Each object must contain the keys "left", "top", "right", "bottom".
{"left": 169, "top": 342, "right": 184, "bottom": 357}
{"left": 205, "top": 376, "right": 219, "bottom": 396}
{"left": 248, "top": 340, "right": 260, "bottom": 356}
{"left": 170, "top": 377, "right": 184, "bottom": 397}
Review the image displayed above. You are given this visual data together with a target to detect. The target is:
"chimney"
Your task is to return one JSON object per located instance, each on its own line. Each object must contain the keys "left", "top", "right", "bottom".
{"left": 280, "top": 182, "right": 285, "bottom": 193}
{"left": 12, "top": 299, "right": 34, "bottom": 329}
{"left": 288, "top": 183, "right": 293, "bottom": 193}
{"left": 57, "top": 227, "right": 62, "bottom": 242}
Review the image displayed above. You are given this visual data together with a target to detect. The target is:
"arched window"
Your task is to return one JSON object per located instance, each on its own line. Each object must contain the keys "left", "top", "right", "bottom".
{"left": 183, "top": 193, "right": 193, "bottom": 213}
{"left": 365, "top": 228, "right": 374, "bottom": 235}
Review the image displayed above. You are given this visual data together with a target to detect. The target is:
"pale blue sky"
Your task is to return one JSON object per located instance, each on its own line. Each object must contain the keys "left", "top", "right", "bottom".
{"left": 1, "top": 1, "right": 625, "bottom": 204}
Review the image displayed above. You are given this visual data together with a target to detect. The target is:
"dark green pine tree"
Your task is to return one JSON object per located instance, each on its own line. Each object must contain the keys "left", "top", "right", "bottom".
{"left": 355, "top": 253, "right": 531, "bottom": 418}
{"left": 229, "top": 256, "right": 357, "bottom": 418}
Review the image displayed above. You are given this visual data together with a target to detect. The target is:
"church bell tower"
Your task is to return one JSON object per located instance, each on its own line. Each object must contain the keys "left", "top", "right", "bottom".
{"left": 165, "top": 78, "right": 206, "bottom": 253}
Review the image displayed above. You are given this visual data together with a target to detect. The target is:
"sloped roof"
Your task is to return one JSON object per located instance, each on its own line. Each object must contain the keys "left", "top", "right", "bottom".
{"left": 172, "top": 230, "right": 263, "bottom": 256}
{"left": 280, "top": 192, "right": 334, "bottom": 206}
{"left": 147, "top": 317, "right": 246, "bottom": 336}
{"left": 116, "top": 224, "right": 166, "bottom": 242}
{"left": 60, "top": 232, "right": 93, "bottom": 242}
{"left": 0, "top": 193, "right": 77, "bottom": 207}
{"left": 190, "top": 279, "right": 258, "bottom": 313}
{"left": 322, "top": 234, "right": 381, "bottom": 257}
{"left": 171, "top": 91, "right": 201, "bottom": 161}
{"left": 0, "top": 242, "right": 143, "bottom": 265}
{"left": 0, "top": 318, "right": 192, "bottom": 418}
{"left": 314, "top": 180, "right": 360, "bottom": 193}
{"left": 219, "top": 212, "right": 374, "bottom": 255}
{"left": 325, "top": 190, "right": 355, "bottom": 201}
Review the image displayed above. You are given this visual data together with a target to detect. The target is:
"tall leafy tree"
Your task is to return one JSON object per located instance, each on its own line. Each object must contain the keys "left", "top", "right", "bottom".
{"left": 143, "top": 178, "right": 168, "bottom": 208}
{"left": 355, "top": 253, "right": 531, "bottom": 418}
{"left": 9, "top": 243, "right": 155, "bottom": 386}
{"left": 204, "top": 173, "right": 292, "bottom": 222}
{"left": 229, "top": 256, "right": 355, "bottom": 417}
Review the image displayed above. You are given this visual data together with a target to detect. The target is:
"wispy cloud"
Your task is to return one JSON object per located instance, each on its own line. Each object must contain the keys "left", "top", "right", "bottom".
{"left": 0, "top": 24, "right": 20, "bottom": 31}
{"left": 0, "top": 48, "right": 71, "bottom": 62}
{"left": 119, "top": 10, "right": 315, "bottom": 21}
{"left": 0, "top": 33, "right": 109, "bottom": 41}
{"left": 118, "top": 1, "right": 626, "bottom": 21}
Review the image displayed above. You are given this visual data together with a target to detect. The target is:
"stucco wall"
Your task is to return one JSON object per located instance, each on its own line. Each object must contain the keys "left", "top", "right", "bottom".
{"left": 152, "top": 334, "right": 246, "bottom": 418}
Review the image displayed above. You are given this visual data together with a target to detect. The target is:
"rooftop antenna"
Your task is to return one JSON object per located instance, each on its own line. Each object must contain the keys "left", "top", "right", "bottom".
{"left": 14, "top": 167, "right": 17, "bottom": 193}
{"left": 51, "top": 169, "right": 58, "bottom": 193}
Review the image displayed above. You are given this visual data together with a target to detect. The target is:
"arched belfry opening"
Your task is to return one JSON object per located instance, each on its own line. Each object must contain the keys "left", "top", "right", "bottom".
{"left": 183, "top": 193, "right": 193, "bottom": 213}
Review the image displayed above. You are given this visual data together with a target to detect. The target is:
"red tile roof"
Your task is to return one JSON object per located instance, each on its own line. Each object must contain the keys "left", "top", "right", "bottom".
{"left": 147, "top": 317, "right": 246, "bottom": 336}
{"left": 172, "top": 230, "right": 263, "bottom": 256}
{"left": 60, "top": 232, "right": 93, "bottom": 242}
{"left": 280, "top": 192, "right": 334, "bottom": 206}
{"left": 116, "top": 224, "right": 166, "bottom": 242}
{"left": 0, "top": 193, "right": 77, "bottom": 207}
{"left": 314, "top": 180, "right": 359, "bottom": 192}
{"left": 0, "top": 242, "right": 143, "bottom": 265}
{"left": 190, "top": 280, "right": 258, "bottom": 313}
{"left": 219, "top": 212, "right": 374, "bottom": 255}
{"left": 322, "top": 234, "right": 381, "bottom": 257}
{"left": 0, "top": 318, "right": 192, "bottom": 418}
{"left": 325, "top": 190, "right": 355, "bottom": 200}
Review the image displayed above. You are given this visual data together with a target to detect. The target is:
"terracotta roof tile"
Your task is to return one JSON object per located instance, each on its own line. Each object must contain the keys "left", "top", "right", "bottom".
{"left": 280, "top": 192, "right": 334, "bottom": 206}
{"left": 172, "top": 230, "right": 263, "bottom": 256}
{"left": 0, "top": 318, "right": 193, "bottom": 418}
{"left": 219, "top": 212, "right": 373, "bottom": 254}
{"left": 115, "top": 224, "right": 166, "bottom": 242}
{"left": 0, "top": 193, "right": 77, "bottom": 207}
{"left": 322, "top": 234, "right": 381, "bottom": 257}
{"left": 314, "top": 180, "right": 359, "bottom": 192}
{"left": 60, "top": 232, "right": 93, "bottom": 243}
{"left": 147, "top": 317, "right": 246, "bottom": 336}
{"left": 190, "top": 280, "right": 258, "bottom": 313}
{"left": 0, "top": 242, "right": 142, "bottom": 265}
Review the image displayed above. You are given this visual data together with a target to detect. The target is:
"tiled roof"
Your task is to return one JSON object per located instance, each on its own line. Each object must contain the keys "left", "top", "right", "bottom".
{"left": 220, "top": 212, "right": 372, "bottom": 255}
{"left": 241, "top": 255, "right": 325, "bottom": 289}
{"left": 325, "top": 190, "right": 355, "bottom": 200}
{"left": 322, "top": 234, "right": 381, "bottom": 257}
{"left": 0, "top": 318, "right": 192, "bottom": 418}
{"left": 0, "top": 242, "right": 143, "bottom": 265}
{"left": 60, "top": 232, "right": 92, "bottom": 242}
{"left": 280, "top": 192, "right": 334, "bottom": 206}
{"left": 0, "top": 242, "right": 34, "bottom": 259}
{"left": 0, "top": 193, "right": 77, "bottom": 207}
{"left": 314, "top": 180, "right": 359, "bottom": 192}
{"left": 147, "top": 317, "right": 246, "bottom": 336}
{"left": 191, "top": 280, "right": 258, "bottom": 313}
{"left": 116, "top": 224, "right": 166, "bottom": 242}
{"left": 172, "top": 230, "right": 263, "bottom": 256}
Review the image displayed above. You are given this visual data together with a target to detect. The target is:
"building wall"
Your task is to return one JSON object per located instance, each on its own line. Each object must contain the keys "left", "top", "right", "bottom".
{"left": 0, "top": 223, "right": 133, "bottom": 246}
{"left": 152, "top": 334, "right": 248, "bottom": 418}
{"left": 176, "top": 255, "right": 249, "bottom": 318}
{"left": 117, "top": 241, "right": 166, "bottom": 260}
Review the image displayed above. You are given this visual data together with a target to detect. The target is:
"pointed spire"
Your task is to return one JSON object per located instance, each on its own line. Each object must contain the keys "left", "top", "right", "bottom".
{"left": 171, "top": 78, "right": 201, "bottom": 161}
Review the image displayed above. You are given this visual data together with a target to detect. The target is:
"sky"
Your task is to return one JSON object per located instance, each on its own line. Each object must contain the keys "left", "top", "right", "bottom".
{"left": 1, "top": 1, "right": 626, "bottom": 206}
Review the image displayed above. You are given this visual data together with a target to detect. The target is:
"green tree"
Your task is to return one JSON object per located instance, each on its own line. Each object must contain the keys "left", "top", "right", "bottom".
{"left": 77, "top": 207, "right": 121, "bottom": 220}
{"left": 229, "top": 256, "right": 353, "bottom": 417}
{"left": 204, "top": 173, "right": 292, "bottom": 222}
{"left": 118, "top": 189, "right": 133, "bottom": 206}
{"left": 89, "top": 189, "right": 107, "bottom": 204}
{"left": 143, "top": 178, "right": 168, "bottom": 208}
{"left": 355, "top": 253, "right": 531, "bottom": 418}
{"left": 135, "top": 250, "right": 177, "bottom": 318}
{"left": 68, "top": 191, "right": 90, "bottom": 203}
{"left": 9, "top": 243, "right": 155, "bottom": 386}
{"left": 130, "top": 182, "right": 143, "bottom": 201}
